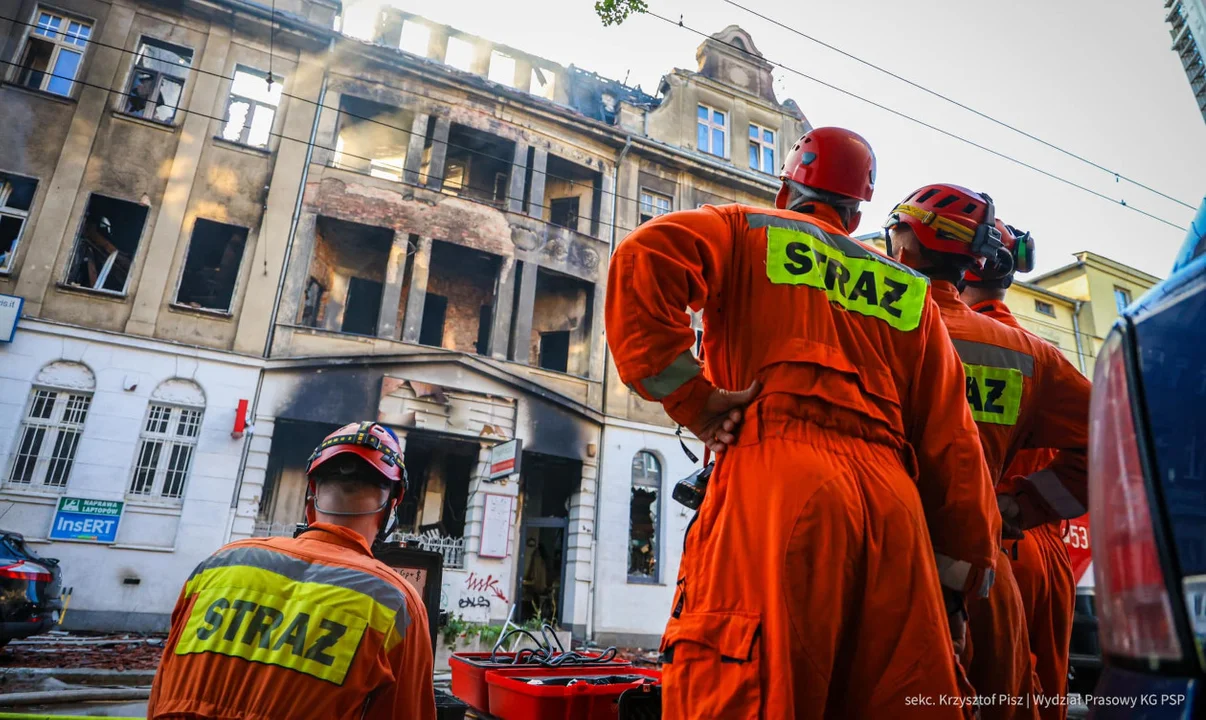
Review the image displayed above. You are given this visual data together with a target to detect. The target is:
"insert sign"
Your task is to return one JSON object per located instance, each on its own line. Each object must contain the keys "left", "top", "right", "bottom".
{"left": 49, "top": 496, "right": 124, "bottom": 543}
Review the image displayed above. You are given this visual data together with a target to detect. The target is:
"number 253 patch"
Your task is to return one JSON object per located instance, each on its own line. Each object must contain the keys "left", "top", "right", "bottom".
{"left": 963, "top": 364, "right": 1023, "bottom": 425}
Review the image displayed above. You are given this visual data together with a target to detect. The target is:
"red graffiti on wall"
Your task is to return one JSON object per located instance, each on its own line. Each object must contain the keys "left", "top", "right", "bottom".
{"left": 465, "top": 572, "right": 508, "bottom": 602}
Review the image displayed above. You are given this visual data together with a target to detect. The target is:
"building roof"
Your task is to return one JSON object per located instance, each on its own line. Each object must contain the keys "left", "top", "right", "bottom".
{"left": 1028, "top": 250, "right": 1163, "bottom": 287}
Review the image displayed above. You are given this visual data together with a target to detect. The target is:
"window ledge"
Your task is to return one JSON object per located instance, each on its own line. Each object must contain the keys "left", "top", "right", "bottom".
{"left": 211, "top": 136, "right": 272, "bottom": 156}
{"left": 0, "top": 487, "right": 63, "bottom": 503}
{"left": 123, "top": 498, "right": 185, "bottom": 514}
{"left": 110, "top": 543, "right": 176, "bottom": 552}
{"left": 169, "top": 302, "right": 234, "bottom": 320}
{"left": 55, "top": 283, "right": 129, "bottom": 302}
{"left": 626, "top": 576, "right": 664, "bottom": 586}
{"left": 1, "top": 82, "right": 77, "bottom": 105}
{"left": 112, "top": 109, "right": 179, "bottom": 132}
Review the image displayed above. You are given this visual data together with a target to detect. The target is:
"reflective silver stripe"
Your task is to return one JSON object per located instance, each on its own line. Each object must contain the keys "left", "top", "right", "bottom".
{"left": 1025, "top": 469, "right": 1086, "bottom": 519}
{"left": 951, "top": 339, "right": 1035, "bottom": 377}
{"left": 633, "top": 351, "right": 702, "bottom": 400}
{"left": 934, "top": 552, "right": 972, "bottom": 591}
{"left": 745, "top": 213, "right": 930, "bottom": 281}
{"left": 977, "top": 568, "right": 995, "bottom": 599}
{"left": 189, "top": 545, "right": 411, "bottom": 636}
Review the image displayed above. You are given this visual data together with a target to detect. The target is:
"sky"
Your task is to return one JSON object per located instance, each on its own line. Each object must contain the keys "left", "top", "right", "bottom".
{"left": 348, "top": 0, "right": 1206, "bottom": 278}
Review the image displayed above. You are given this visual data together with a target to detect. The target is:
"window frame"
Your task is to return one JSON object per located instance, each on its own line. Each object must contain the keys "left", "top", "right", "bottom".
{"left": 5, "top": 386, "right": 92, "bottom": 492}
{"left": 696, "top": 104, "right": 728, "bottom": 159}
{"left": 1114, "top": 286, "right": 1132, "bottom": 314}
{"left": 121, "top": 37, "right": 195, "bottom": 125}
{"left": 219, "top": 65, "right": 282, "bottom": 149}
{"left": 627, "top": 450, "right": 663, "bottom": 584}
{"left": 172, "top": 217, "right": 250, "bottom": 313}
{"left": 1034, "top": 299, "right": 1056, "bottom": 317}
{"left": 0, "top": 172, "right": 38, "bottom": 274}
{"left": 127, "top": 402, "right": 204, "bottom": 503}
{"left": 639, "top": 189, "right": 673, "bottom": 225}
{"left": 748, "top": 123, "right": 777, "bottom": 174}
{"left": 11, "top": 7, "right": 93, "bottom": 98}
{"left": 63, "top": 192, "right": 150, "bottom": 296}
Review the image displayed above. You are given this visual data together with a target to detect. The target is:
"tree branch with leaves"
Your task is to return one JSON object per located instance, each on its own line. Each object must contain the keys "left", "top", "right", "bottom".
{"left": 595, "top": 0, "right": 648, "bottom": 26}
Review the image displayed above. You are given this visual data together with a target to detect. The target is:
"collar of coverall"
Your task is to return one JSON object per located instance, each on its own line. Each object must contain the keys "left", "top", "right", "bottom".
{"left": 787, "top": 200, "right": 850, "bottom": 233}
{"left": 296, "top": 521, "right": 375, "bottom": 556}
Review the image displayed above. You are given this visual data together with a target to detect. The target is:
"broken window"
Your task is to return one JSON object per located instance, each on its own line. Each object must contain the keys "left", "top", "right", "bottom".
{"left": 175, "top": 219, "right": 247, "bottom": 312}
{"left": 299, "top": 216, "right": 393, "bottom": 336}
{"left": 445, "top": 35, "right": 475, "bottom": 72}
{"left": 128, "top": 403, "right": 203, "bottom": 501}
{"left": 333, "top": 95, "right": 414, "bottom": 181}
{"left": 628, "top": 451, "right": 661, "bottom": 582}
{"left": 488, "top": 50, "right": 516, "bottom": 86}
{"left": 399, "top": 20, "right": 431, "bottom": 56}
{"left": 0, "top": 174, "right": 37, "bottom": 273}
{"left": 639, "top": 189, "right": 672, "bottom": 225}
{"left": 417, "top": 241, "right": 501, "bottom": 353}
{"left": 14, "top": 8, "right": 91, "bottom": 96}
{"left": 66, "top": 194, "right": 149, "bottom": 294}
{"left": 123, "top": 38, "right": 193, "bottom": 123}
{"left": 221, "top": 66, "right": 282, "bottom": 148}
{"left": 530, "top": 67, "right": 556, "bottom": 101}
{"left": 530, "top": 268, "right": 593, "bottom": 375}
{"left": 442, "top": 125, "right": 515, "bottom": 206}
{"left": 543, "top": 155, "right": 602, "bottom": 236}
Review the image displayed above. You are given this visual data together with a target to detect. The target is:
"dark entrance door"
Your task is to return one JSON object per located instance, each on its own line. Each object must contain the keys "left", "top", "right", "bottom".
{"left": 514, "top": 453, "right": 580, "bottom": 626}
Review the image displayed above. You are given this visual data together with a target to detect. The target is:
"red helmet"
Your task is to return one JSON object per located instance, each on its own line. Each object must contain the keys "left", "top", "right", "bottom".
{"left": 884, "top": 184, "right": 1006, "bottom": 269}
{"left": 776, "top": 127, "right": 876, "bottom": 209}
{"left": 306, "top": 421, "right": 406, "bottom": 489}
{"left": 964, "top": 223, "right": 1036, "bottom": 287}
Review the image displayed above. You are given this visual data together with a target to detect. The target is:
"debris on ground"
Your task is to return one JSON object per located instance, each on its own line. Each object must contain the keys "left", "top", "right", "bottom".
{"left": 613, "top": 647, "right": 661, "bottom": 667}
{"left": 0, "top": 632, "right": 166, "bottom": 671}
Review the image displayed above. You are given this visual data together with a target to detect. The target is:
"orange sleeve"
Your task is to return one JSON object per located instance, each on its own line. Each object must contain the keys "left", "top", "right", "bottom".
{"left": 1014, "top": 346, "right": 1091, "bottom": 525}
{"left": 605, "top": 207, "right": 735, "bottom": 426}
{"left": 147, "top": 585, "right": 193, "bottom": 716}
{"left": 365, "top": 588, "right": 436, "bottom": 720}
{"left": 905, "top": 296, "right": 1000, "bottom": 596}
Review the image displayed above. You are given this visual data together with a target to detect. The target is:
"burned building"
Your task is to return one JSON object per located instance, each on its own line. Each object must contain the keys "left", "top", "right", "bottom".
{"left": 0, "top": 0, "right": 805, "bottom": 641}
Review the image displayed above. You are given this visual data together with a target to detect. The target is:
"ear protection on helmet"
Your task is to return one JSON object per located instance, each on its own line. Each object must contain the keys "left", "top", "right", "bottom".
{"left": 1007, "top": 225, "right": 1035, "bottom": 275}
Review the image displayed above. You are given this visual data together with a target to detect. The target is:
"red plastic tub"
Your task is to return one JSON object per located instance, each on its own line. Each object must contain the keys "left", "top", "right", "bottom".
{"left": 448, "top": 652, "right": 631, "bottom": 713}
{"left": 485, "top": 666, "right": 662, "bottom": 720}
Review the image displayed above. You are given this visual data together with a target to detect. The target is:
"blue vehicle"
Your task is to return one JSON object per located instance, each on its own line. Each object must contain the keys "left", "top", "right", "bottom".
{"left": 1087, "top": 199, "right": 1206, "bottom": 719}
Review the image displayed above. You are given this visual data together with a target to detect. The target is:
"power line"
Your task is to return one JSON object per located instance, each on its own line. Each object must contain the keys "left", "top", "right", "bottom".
{"left": 0, "top": 13, "right": 676, "bottom": 210}
{"left": 644, "top": 10, "right": 1189, "bottom": 232}
{"left": 0, "top": 59, "right": 648, "bottom": 243}
{"left": 721, "top": 0, "right": 1198, "bottom": 211}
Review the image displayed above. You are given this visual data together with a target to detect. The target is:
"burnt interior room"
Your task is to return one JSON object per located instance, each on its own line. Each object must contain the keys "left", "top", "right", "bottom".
{"left": 0, "top": 174, "right": 36, "bottom": 269}
{"left": 442, "top": 124, "right": 515, "bottom": 206}
{"left": 517, "top": 453, "right": 582, "bottom": 624}
{"left": 334, "top": 95, "right": 415, "bottom": 180}
{"left": 259, "top": 419, "right": 340, "bottom": 528}
{"left": 175, "top": 219, "right": 247, "bottom": 311}
{"left": 543, "top": 155, "right": 602, "bottom": 236}
{"left": 300, "top": 216, "right": 395, "bottom": 336}
{"left": 530, "top": 268, "right": 593, "bottom": 375}
{"left": 416, "top": 240, "right": 502, "bottom": 353}
{"left": 66, "top": 194, "right": 150, "bottom": 293}
{"left": 394, "top": 433, "right": 476, "bottom": 538}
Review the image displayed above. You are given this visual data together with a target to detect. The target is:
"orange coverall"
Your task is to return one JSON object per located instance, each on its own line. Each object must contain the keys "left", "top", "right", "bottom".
{"left": 148, "top": 523, "right": 436, "bottom": 720}
{"left": 974, "top": 299, "right": 1078, "bottom": 719}
{"left": 606, "top": 204, "right": 999, "bottom": 719}
{"left": 933, "top": 286, "right": 1090, "bottom": 720}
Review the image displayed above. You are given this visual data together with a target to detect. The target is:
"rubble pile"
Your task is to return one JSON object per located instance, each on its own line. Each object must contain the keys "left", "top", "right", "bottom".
{"left": 0, "top": 631, "right": 165, "bottom": 670}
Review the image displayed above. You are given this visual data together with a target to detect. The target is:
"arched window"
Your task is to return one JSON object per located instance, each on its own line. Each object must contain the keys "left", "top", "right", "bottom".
{"left": 628, "top": 451, "right": 662, "bottom": 582}
{"left": 128, "top": 379, "right": 205, "bottom": 501}
{"left": 6, "top": 361, "right": 95, "bottom": 489}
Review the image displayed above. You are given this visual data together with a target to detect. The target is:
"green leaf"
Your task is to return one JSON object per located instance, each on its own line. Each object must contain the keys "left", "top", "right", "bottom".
{"left": 594, "top": 0, "right": 648, "bottom": 27}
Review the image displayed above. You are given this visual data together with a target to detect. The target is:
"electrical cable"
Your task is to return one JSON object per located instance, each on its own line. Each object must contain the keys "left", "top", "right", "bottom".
{"left": 0, "top": 12, "right": 701, "bottom": 209}
{"left": 720, "top": 0, "right": 1198, "bottom": 211}
{"left": 487, "top": 623, "right": 618, "bottom": 667}
{"left": 643, "top": 10, "right": 1189, "bottom": 232}
{"left": 0, "top": 58, "right": 650, "bottom": 242}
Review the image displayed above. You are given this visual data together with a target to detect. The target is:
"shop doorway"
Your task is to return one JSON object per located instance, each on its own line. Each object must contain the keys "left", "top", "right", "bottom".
{"left": 515, "top": 453, "right": 580, "bottom": 626}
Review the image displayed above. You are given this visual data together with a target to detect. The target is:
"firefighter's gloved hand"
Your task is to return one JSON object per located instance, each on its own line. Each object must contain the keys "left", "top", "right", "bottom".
{"left": 687, "top": 381, "right": 760, "bottom": 454}
{"left": 997, "top": 493, "right": 1027, "bottom": 539}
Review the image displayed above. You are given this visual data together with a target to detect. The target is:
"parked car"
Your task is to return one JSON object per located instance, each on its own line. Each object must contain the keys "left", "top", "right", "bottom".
{"left": 0, "top": 530, "right": 63, "bottom": 646}
{"left": 1087, "top": 199, "right": 1206, "bottom": 719}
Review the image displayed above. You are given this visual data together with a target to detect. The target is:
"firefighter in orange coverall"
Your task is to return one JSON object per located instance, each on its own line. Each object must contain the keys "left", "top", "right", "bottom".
{"left": 148, "top": 422, "right": 436, "bottom": 720}
{"left": 960, "top": 238, "right": 1079, "bottom": 720}
{"left": 884, "top": 187, "right": 1091, "bottom": 720}
{"left": 606, "top": 127, "right": 1000, "bottom": 719}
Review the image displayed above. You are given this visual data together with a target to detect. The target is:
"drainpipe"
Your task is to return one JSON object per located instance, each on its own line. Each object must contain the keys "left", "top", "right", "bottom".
{"left": 228, "top": 40, "right": 334, "bottom": 522}
{"left": 1071, "top": 299, "right": 1087, "bottom": 375}
{"left": 586, "top": 136, "right": 633, "bottom": 641}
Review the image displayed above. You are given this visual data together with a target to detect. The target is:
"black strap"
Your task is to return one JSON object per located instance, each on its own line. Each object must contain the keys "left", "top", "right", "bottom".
{"left": 676, "top": 425, "right": 698, "bottom": 464}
